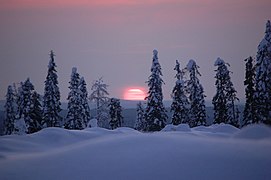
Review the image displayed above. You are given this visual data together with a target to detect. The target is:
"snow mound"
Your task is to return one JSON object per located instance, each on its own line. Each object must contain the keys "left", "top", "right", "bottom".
{"left": 233, "top": 124, "right": 271, "bottom": 140}
{"left": 163, "top": 123, "right": 238, "bottom": 135}
{"left": 193, "top": 123, "right": 239, "bottom": 134}
{"left": 87, "top": 118, "right": 97, "bottom": 127}
{"left": 212, "top": 123, "right": 239, "bottom": 133}
{"left": 162, "top": 124, "right": 191, "bottom": 132}
{"left": 1, "top": 124, "right": 271, "bottom": 180}
{"left": 190, "top": 124, "right": 239, "bottom": 138}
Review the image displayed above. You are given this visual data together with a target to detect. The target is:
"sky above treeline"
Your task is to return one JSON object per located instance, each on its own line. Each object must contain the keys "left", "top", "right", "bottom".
{"left": 0, "top": 0, "right": 270, "bottom": 101}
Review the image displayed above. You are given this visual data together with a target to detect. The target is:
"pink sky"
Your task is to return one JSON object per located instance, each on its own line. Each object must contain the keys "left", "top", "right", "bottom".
{"left": 0, "top": 0, "right": 270, "bottom": 101}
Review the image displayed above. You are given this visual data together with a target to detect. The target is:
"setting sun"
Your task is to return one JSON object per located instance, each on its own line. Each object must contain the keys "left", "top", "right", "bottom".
{"left": 124, "top": 88, "right": 146, "bottom": 100}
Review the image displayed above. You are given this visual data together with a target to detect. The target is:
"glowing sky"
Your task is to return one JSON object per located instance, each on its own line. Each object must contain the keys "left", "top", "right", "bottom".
{"left": 124, "top": 88, "right": 146, "bottom": 100}
{"left": 0, "top": 0, "right": 270, "bottom": 101}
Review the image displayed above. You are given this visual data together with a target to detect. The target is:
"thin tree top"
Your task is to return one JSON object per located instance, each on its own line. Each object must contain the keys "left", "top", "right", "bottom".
{"left": 174, "top": 60, "right": 182, "bottom": 80}
{"left": 186, "top": 59, "right": 201, "bottom": 76}
{"left": 214, "top": 57, "right": 225, "bottom": 66}
{"left": 151, "top": 49, "right": 163, "bottom": 76}
{"left": 72, "top": 67, "right": 77, "bottom": 75}
{"left": 186, "top": 59, "right": 196, "bottom": 71}
{"left": 265, "top": 20, "right": 270, "bottom": 37}
{"left": 259, "top": 20, "right": 271, "bottom": 50}
{"left": 50, "top": 50, "right": 55, "bottom": 59}
{"left": 153, "top": 49, "right": 158, "bottom": 58}
{"left": 48, "top": 50, "right": 56, "bottom": 70}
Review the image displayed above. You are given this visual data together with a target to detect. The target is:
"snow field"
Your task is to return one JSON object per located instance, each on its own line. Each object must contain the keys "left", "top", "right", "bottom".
{"left": 0, "top": 124, "right": 271, "bottom": 180}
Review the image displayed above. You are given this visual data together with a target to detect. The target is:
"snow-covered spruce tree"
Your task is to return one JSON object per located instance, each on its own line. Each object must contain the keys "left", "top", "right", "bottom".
{"left": 185, "top": 60, "right": 206, "bottom": 127}
{"left": 18, "top": 78, "right": 35, "bottom": 134}
{"left": 79, "top": 77, "right": 91, "bottom": 127}
{"left": 108, "top": 98, "right": 123, "bottom": 130}
{"left": 43, "top": 50, "right": 62, "bottom": 127}
{"left": 28, "top": 91, "right": 43, "bottom": 133}
{"left": 14, "top": 82, "right": 27, "bottom": 135}
{"left": 90, "top": 78, "right": 110, "bottom": 128}
{"left": 212, "top": 58, "right": 239, "bottom": 128}
{"left": 144, "top": 49, "right": 168, "bottom": 131}
{"left": 254, "top": 20, "right": 271, "bottom": 125}
{"left": 243, "top": 57, "right": 257, "bottom": 126}
{"left": 171, "top": 60, "right": 189, "bottom": 125}
{"left": 213, "top": 58, "right": 229, "bottom": 124}
{"left": 65, "top": 67, "right": 85, "bottom": 130}
{"left": 4, "top": 85, "right": 16, "bottom": 135}
{"left": 134, "top": 102, "right": 145, "bottom": 131}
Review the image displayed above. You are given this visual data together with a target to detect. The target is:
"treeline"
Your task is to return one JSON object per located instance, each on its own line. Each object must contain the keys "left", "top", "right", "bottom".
{"left": 2, "top": 20, "right": 271, "bottom": 135}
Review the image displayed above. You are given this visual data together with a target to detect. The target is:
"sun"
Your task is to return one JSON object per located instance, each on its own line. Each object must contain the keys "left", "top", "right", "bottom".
{"left": 124, "top": 88, "right": 146, "bottom": 100}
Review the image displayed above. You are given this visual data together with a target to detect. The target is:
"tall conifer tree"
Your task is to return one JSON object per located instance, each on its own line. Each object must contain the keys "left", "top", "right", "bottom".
{"left": 186, "top": 60, "right": 206, "bottom": 127}
{"left": 144, "top": 50, "right": 167, "bottom": 131}
{"left": 79, "top": 77, "right": 91, "bottom": 127}
{"left": 243, "top": 57, "right": 257, "bottom": 126}
{"left": 43, "top": 50, "right": 62, "bottom": 127}
{"left": 254, "top": 20, "right": 271, "bottom": 125}
{"left": 171, "top": 60, "right": 189, "bottom": 125}
{"left": 213, "top": 58, "right": 239, "bottom": 127}
{"left": 65, "top": 67, "right": 85, "bottom": 130}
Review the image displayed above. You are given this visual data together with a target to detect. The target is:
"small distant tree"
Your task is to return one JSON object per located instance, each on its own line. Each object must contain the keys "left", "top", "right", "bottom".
{"left": 212, "top": 58, "right": 239, "bottom": 128}
{"left": 43, "top": 50, "right": 62, "bottom": 127}
{"left": 254, "top": 20, "right": 271, "bottom": 125}
{"left": 79, "top": 77, "right": 91, "bottom": 127}
{"left": 134, "top": 102, "right": 145, "bottom": 131}
{"left": 28, "top": 91, "right": 43, "bottom": 133}
{"left": 225, "top": 75, "right": 240, "bottom": 128}
{"left": 65, "top": 67, "right": 85, "bottom": 130}
{"left": 243, "top": 57, "right": 257, "bottom": 126}
{"left": 144, "top": 50, "right": 168, "bottom": 131}
{"left": 90, "top": 78, "right": 110, "bottom": 128}
{"left": 108, "top": 98, "right": 123, "bottom": 130}
{"left": 171, "top": 60, "right": 189, "bottom": 125}
{"left": 185, "top": 60, "right": 206, "bottom": 127}
{"left": 4, "top": 85, "right": 16, "bottom": 135}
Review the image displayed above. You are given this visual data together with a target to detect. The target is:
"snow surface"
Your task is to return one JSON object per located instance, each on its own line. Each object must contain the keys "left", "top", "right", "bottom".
{"left": 0, "top": 124, "right": 271, "bottom": 180}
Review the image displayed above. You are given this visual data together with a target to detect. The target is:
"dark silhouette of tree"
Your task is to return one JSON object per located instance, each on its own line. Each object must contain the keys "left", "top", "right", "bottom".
{"left": 254, "top": 20, "right": 271, "bottom": 125}
{"left": 171, "top": 60, "right": 189, "bottom": 125}
{"left": 144, "top": 50, "right": 168, "bottom": 131}
{"left": 43, "top": 50, "right": 62, "bottom": 127}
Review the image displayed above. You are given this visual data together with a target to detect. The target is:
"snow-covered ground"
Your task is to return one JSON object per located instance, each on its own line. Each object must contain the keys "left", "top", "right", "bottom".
{"left": 0, "top": 124, "right": 271, "bottom": 180}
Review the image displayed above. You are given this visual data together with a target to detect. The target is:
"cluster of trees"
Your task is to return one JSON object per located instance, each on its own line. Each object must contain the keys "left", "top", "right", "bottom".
{"left": 64, "top": 67, "right": 91, "bottom": 130}
{"left": 138, "top": 50, "right": 207, "bottom": 132}
{"left": 243, "top": 20, "right": 271, "bottom": 126}
{"left": 3, "top": 20, "right": 271, "bottom": 135}
{"left": 3, "top": 50, "right": 124, "bottom": 135}
{"left": 3, "top": 51, "right": 63, "bottom": 135}
{"left": 135, "top": 20, "right": 271, "bottom": 131}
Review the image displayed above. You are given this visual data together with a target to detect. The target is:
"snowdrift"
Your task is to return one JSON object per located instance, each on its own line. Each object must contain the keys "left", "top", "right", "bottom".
{"left": 0, "top": 124, "right": 271, "bottom": 180}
